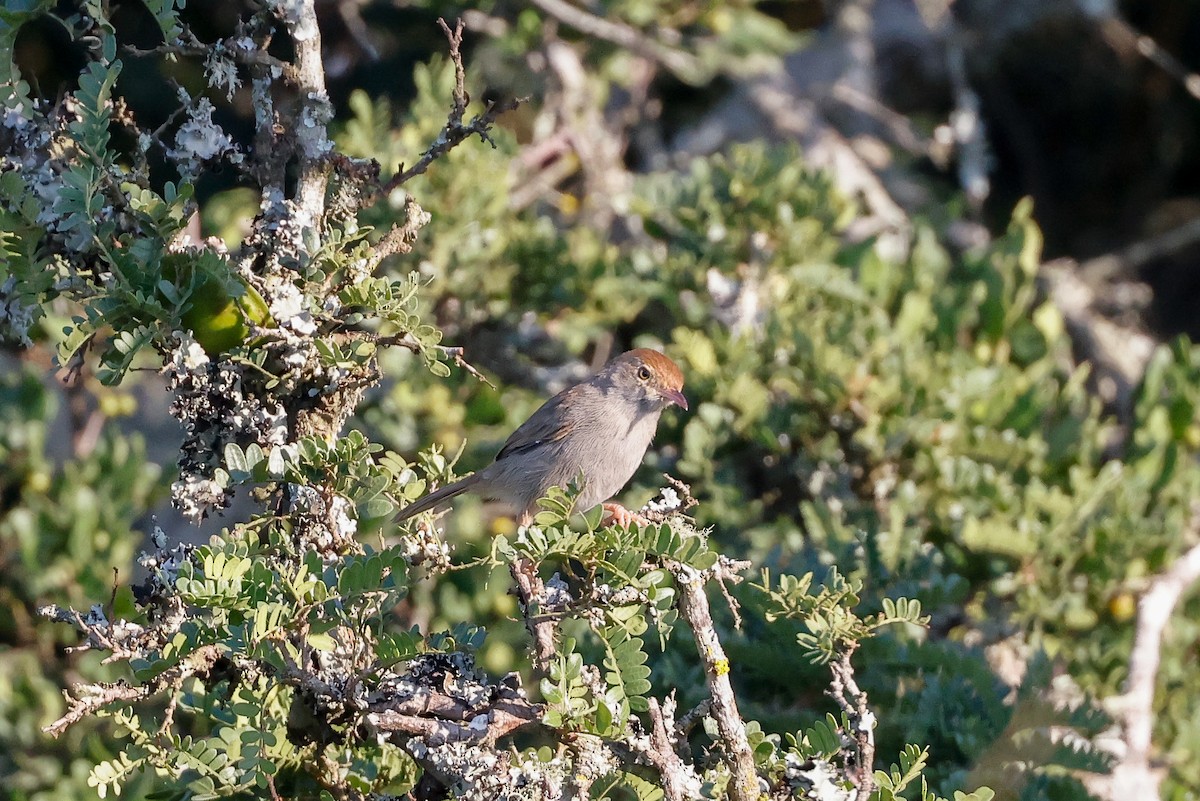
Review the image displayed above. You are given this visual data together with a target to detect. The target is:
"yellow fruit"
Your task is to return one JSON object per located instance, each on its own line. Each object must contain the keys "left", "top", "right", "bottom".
{"left": 1108, "top": 592, "right": 1137, "bottom": 622}
{"left": 26, "top": 470, "right": 51, "bottom": 494}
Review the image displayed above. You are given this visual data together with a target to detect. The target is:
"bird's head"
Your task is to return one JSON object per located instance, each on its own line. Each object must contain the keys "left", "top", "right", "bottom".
{"left": 606, "top": 348, "right": 688, "bottom": 412}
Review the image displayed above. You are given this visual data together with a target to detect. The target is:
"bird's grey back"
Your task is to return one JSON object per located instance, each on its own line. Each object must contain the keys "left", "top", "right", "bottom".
{"left": 479, "top": 379, "right": 662, "bottom": 517}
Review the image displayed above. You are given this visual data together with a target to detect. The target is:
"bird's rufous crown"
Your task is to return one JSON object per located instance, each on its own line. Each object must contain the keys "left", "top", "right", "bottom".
{"left": 623, "top": 348, "right": 684, "bottom": 391}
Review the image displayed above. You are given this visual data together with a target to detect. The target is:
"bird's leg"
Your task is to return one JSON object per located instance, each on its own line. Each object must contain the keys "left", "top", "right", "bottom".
{"left": 602, "top": 502, "right": 650, "bottom": 528}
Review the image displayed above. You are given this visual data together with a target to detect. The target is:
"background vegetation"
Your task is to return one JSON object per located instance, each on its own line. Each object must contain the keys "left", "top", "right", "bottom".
{"left": 3, "top": 1, "right": 1200, "bottom": 800}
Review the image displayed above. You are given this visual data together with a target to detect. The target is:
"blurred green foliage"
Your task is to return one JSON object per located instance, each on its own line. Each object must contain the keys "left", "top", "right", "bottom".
{"left": 0, "top": 368, "right": 163, "bottom": 801}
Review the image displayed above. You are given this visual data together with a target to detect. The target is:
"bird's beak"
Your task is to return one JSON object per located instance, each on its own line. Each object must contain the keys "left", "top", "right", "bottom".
{"left": 661, "top": 388, "right": 688, "bottom": 410}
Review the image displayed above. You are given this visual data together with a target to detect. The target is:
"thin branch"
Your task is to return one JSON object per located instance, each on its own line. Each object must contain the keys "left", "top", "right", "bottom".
{"left": 44, "top": 681, "right": 149, "bottom": 738}
{"left": 375, "top": 333, "right": 495, "bottom": 388}
{"left": 379, "top": 19, "right": 521, "bottom": 194}
{"left": 366, "top": 686, "right": 540, "bottom": 747}
{"left": 1109, "top": 509, "right": 1200, "bottom": 799}
{"left": 676, "top": 698, "right": 712, "bottom": 738}
{"left": 828, "top": 647, "right": 877, "bottom": 801}
{"left": 43, "top": 643, "right": 225, "bottom": 737}
{"left": 335, "top": 0, "right": 380, "bottom": 61}
{"left": 646, "top": 695, "right": 704, "bottom": 801}
{"left": 510, "top": 558, "right": 559, "bottom": 677}
{"left": 1081, "top": 216, "right": 1200, "bottom": 279}
{"left": 363, "top": 196, "right": 432, "bottom": 271}
{"left": 1100, "top": 16, "right": 1200, "bottom": 102}
{"left": 670, "top": 560, "right": 758, "bottom": 801}
{"left": 123, "top": 28, "right": 297, "bottom": 82}
{"left": 827, "top": 83, "right": 932, "bottom": 158}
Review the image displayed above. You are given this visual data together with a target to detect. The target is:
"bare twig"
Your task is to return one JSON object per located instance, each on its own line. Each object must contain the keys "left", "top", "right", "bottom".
{"left": 438, "top": 346, "right": 496, "bottom": 387}
{"left": 646, "top": 695, "right": 704, "bottom": 801}
{"left": 375, "top": 334, "right": 495, "bottom": 388}
{"left": 510, "top": 558, "right": 559, "bottom": 676}
{"left": 828, "top": 647, "right": 877, "bottom": 800}
{"left": 664, "top": 474, "right": 698, "bottom": 512}
{"left": 676, "top": 698, "right": 712, "bottom": 738}
{"left": 124, "top": 28, "right": 297, "bottom": 81}
{"left": 670, "top": 560, "right": 758, "bottom": 801}
{"left": 1080, "top": 217, "right": 1200, "bottom": 279}
{"left": 43, "top": 644, "right": 225, "bottom": 737}
{"left": 1100, "top": 16, "right": 1200, "bottom": 102}
{"left": 364, "top": 196, "right": 430, "bottom": 270}
{"left": 44, "top": 681, "right": 149, "bottom": 738}
{"left": 336, "top": 0, "right": 380, "bottom": 60}
{"left": 379, "top": 19, "right": 520, "bottom": 194}
{"left": 827, "top": 83, "right": 932, "bottom": 158}
{"left": 281, "top": 0, "right": 331, "bottom": 225}
{"left": 1109, "top": 510, "right": 1200, "bottom": 800}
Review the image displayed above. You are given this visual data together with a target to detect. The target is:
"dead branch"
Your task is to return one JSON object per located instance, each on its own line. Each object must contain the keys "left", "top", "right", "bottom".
{"left": 1108, "top": 509, "right": 1200, "bottom": 800}
{"left": 670, "top": 560, "right": 759, "bottom": 801}
{"left": 379, "top": 19, "right": 520, "bottom": 194}
{"left": 366, "top": 684, "right": 541, "bottom": 747}
{"left": 646, "top": 695, "right": 704, "bottom": 801}
{"left": 510, "top": 557, "right": 559, "bottom": 676}
{"left": 828, "top": 646, "right": 877, "bottom": 801}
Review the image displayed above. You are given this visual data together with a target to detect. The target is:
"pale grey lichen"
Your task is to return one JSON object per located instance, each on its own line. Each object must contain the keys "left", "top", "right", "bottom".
{"left": 330, "top": 495, "right": 357, "bottom": 541}
{"left": 270, "top": 0, "right": 318, "bottom": 42}
{"left": 543, "top": 573, "right": 573, "bottom": 610}
{"left": 782, "top": 754, "right": 853, "bottom": 801}
{"left": 265, "top": 278, "right": 317, "bottom": 335}
{"left": 203, "top": 45, "right": 242, "bottom": 101}
{"left": 414, "top": 741, "right": 565, "bottom": 801}
{"left": 165, "top": 331, "right": 275, "bottom": 521}
{"left": 168, "top": 98, "right": 239, "bottom": 179}
{"left": 250, "top": 74, "right": 276, "bottom": 137}
{"left": 396, "top": 521, "right": 452, "bottom": 571}
{"left": 171, "top": 475, "right": 228, "bottom": 522}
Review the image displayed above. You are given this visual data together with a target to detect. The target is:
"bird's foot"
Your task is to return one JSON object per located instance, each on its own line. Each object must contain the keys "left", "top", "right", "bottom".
{"left": 602, "top": 502, "right": 650, "bottom": 529}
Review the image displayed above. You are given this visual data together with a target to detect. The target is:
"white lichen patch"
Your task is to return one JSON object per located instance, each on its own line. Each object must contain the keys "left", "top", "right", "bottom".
{"left": 168, "top": 98, "right": 239, "bottom": 179}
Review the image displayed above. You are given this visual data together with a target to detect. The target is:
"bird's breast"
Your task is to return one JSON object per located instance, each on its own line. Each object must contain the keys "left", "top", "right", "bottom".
{"left": 558, "top": 408, "right": 660, "bottom": 510}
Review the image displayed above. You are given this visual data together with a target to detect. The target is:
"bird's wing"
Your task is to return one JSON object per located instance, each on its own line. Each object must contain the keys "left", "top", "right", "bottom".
{"left": 494, "top": 385, "right": 581, "bottom": 462}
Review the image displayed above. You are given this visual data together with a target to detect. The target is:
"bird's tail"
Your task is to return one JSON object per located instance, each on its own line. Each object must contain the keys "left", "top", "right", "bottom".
{"left": 394, "top": 473, "right": 480, "bottom": 522}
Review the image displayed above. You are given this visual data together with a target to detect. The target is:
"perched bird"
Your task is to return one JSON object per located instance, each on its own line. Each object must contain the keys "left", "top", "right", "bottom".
{"left": 395, "top": 349, "right": 687, "bottom": 527}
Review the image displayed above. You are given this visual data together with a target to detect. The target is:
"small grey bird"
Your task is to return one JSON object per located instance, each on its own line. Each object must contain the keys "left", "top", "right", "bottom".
{"left": 395, "top": 349, "right": 687, "bottom": 526}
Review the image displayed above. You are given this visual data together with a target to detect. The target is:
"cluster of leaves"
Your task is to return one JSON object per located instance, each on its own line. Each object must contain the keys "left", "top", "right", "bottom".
{"left": 472, "top": 489, "right": 978, "bottom": 801}
{"left": 0, "top": 1, "right": 448, "bottom": 387}
{"left": 86, "top": 528, "right": 430, "bottom": 799}
{"left": 499, "top": 489, "right": 717, "bottom": 732}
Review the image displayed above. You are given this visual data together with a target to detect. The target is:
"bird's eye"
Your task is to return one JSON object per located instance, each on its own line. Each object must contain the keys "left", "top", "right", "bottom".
{"left": 636, "top": 366, "right": 652, "bottom": 381}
